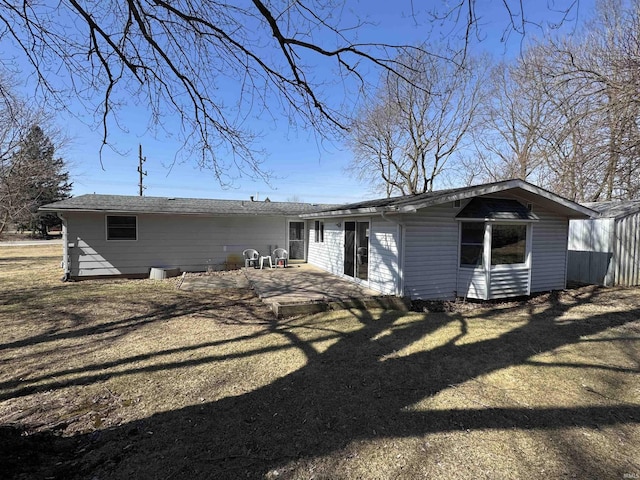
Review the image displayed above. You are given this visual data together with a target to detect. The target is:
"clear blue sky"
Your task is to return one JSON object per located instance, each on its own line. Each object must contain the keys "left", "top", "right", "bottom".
{"left": 7, "top": 1, "right": 595, "bottom": 204}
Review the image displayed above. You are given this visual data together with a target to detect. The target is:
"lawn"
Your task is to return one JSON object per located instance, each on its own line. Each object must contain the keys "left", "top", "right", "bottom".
{"left": 1, "top": 244, "right": 639, "bottom": 479}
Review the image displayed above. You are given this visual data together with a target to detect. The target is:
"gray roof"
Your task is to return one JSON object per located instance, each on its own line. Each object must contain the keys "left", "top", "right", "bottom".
{"left": 40, "top": 194, "right": 337, "bottom": 216}
{"left": 456, "top": 198, "right": 539, "bottom": 221}
{"left": 303, "top": 179, "right": 595, "bottom": 219}
{"left": 312, "top": 185, "right": 471, "bottom": 212}
{"left": 583, "top": 200, "right": 640, "bottom": 219}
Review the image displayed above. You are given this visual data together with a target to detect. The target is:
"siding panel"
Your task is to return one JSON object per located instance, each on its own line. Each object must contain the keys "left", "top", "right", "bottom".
{"left": 530, "top": 208, "right": 570, "bottom": 292}
{"left": 66, "top": 212, "right": 290, "bottom": 277}
{"left": 457, "top": 268, "right": 486, "bottom": 300}
{"left": 368, "top": 218, "right": 399, "bottom": 295}
{"left": 403, "top": 205, "right": 459, "bottom": 300}
{"left": 489, "top": 267, "right": 529, "bottom": 298}
{"left": 307, "top": 218, "right": 400, "bottom": 295}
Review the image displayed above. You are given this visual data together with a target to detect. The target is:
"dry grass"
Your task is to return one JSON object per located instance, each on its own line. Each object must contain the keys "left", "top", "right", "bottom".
{"left": 1, "top": 244, "right": 639, "bottom": 479}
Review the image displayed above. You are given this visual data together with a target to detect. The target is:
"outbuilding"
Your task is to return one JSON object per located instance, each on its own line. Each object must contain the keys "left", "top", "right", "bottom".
{"left": 568, "top": 200, "right": 640, "bottom": 286}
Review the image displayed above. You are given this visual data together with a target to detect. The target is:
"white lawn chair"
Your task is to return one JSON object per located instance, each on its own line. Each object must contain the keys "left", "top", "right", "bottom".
{"left": 242, "top": 249, "right": 260, "bottom": 268}
{"left": 272, "top": 248, "right": 289, "bottom": 268}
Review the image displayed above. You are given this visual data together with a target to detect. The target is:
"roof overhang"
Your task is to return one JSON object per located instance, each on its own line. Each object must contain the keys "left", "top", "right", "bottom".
{"left": 301, "top": 180, "right": 596, "bottom": 220}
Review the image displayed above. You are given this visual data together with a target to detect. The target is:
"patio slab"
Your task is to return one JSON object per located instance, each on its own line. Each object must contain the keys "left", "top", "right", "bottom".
{"left": 179, "top": 264, "right": 409, "bottom": 317}
{"left": 243, "top": 263, "right": 378, "bottom": 302}
{"left": 243, "top": 263, "right": 409, "bottom": 317}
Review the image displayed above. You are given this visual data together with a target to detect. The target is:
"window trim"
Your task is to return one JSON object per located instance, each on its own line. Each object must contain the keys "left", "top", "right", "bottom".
{"left": 314, "top": 220, "right": 324, "bottom": 243}
{"left": 459, "top": 220, "right": 532, "bottom": 269}
{"left": 490, "top": 223, "right": 528, "bottom": 266}
{"left": 106, "top": 215, "right": 138, "bottom": 241}
{"left": 459, "top": 220, "right": 485, "bottom": 268}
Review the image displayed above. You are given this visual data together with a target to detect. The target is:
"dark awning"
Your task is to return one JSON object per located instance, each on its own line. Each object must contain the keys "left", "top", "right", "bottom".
{"left": 456, "top": 197, "right": 539, "bottom": 221}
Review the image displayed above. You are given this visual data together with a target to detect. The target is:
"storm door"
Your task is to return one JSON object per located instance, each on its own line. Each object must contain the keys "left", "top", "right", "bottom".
{"left": 288, "top": 221, "right": 305, "bottom": 260}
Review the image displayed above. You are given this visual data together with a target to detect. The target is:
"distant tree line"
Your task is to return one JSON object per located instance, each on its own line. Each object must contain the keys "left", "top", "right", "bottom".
{"left": 348, "top": 0, "right": 640, "bottom": 202}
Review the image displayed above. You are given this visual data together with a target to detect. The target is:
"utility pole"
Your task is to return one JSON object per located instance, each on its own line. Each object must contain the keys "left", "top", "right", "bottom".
{"left": 137, "top": 144, "right": 147, "bottom": 196}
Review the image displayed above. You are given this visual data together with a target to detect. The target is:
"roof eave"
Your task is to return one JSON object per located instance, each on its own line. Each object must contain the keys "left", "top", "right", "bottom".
{"left": 397, "top": 179, "right": 597, "bottom": 218}
{"left": 38, "top": 206, "right": 313, "bottom": 216}
{"left": 300, "top": 206, "right": 394, "bottom": 219}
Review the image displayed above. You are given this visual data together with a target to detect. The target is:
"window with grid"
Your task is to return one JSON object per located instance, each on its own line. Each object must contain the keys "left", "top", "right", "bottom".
{"left": 460, "top": 222, "right": 484, "bottom": 267}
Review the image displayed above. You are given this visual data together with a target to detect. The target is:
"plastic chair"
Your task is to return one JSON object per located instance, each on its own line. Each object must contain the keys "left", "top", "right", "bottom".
{"left": 357, "top": 247, "right": 368, "bottom": 265}
{"left": 272, "top": 248, "right": 289, "bottom": 268}
{"left": 242, "top": 249, "right": 260, "bottom": 268}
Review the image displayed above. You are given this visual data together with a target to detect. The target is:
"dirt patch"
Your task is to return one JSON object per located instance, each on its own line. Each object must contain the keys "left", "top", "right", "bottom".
{"left": 411, "top": 286, "right": 602, "bottom": 313}
{"left": 179, "top": 270, "right": 250, "bottom": 290}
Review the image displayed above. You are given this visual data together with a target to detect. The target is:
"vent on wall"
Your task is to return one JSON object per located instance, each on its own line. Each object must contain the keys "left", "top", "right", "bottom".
{"left": 454, "top": 200, "right": 461, "bottom": 208}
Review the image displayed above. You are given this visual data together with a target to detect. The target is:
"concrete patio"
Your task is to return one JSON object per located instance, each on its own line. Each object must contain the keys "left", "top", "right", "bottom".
{"left": 180, "top": 263, "right": 408, "bottom": 317}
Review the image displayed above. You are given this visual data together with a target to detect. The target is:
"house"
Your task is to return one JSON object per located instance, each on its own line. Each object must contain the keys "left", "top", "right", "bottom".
{"left": 301, "top": 179, "right": 594, "bottom": 300}
{"left": 568, "top": 200, "right": 640, "bottom": 287}
{"left": 39, "top": 195, "right": 336, "bottom": 279}
{"left": 41, "top": 179, "right": 594, "bottom": 300}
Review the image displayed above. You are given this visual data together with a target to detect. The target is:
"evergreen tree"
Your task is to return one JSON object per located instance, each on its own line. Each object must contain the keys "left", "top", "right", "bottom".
{"left": 8, "top": 125, "right": 71, "bottom": 237}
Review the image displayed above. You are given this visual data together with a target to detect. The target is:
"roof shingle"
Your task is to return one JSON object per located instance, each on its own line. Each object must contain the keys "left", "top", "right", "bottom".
{"left": 40, "top": 194, "right": 337, "bottom": 216}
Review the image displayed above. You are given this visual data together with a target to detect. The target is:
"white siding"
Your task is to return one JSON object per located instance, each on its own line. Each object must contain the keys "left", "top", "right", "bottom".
{"left": 65, "top": 212, "right": 289, "bottom": 277}
{"left": 530, "top": 207, "right": 570, "bottom": 292}
{"left": 457, "top": 267, "right": 486, "bottom": 300}
{"left": 403, "top": 205, "right": 459, "bottom": 300}
{"left": 568, "top": 218, "right": 614, "bottom": 252}
{"left": 489, "top": 266, "right": 530, "bottom": 298}
{"left": 307, "top": 218, "right": 400, "bottom": 295}
{"left": 307, "top": 221, "right": 343, "bottom": 276}
{"left": 368, "top": 217, "right": 400, "bottom": 295}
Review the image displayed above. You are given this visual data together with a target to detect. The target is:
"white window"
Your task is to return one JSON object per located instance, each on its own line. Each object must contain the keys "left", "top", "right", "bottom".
{"left": 460, "top": 222, "right": 484, "bottom": 267}
{"left": 491, "top": 224, "right": 526, "bottom": 265}
{"left": 460, "top": 222, "right": 528, "bottom": 267}
{"left": 314, "top": 220, "right": 324, "bottom": 243}
{"left": 107, "top": 215, "right": 137, "bottom": 241}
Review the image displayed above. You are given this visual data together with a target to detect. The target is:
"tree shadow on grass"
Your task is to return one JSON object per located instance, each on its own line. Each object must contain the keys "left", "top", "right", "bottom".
{"left": 2, "top": 289, "right": 640, "bottom": 479}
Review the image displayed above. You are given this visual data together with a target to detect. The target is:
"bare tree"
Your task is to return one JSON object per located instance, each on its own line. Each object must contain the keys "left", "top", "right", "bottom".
{"left": 471, "top": 54, "right": 553, "bottom": 184}
{"left": 473, "top": 0, "right": 640, "bottom": 202}
{"left": 535, "top": 0, "right": 640, "bottom": 201}
{"left": 0, "top": 74, "right": 67, "bottom": 237}
{"left": 0, "top": 1, "right": 582, "bottom": 186}
{"left": 347, "top": 48, "right": 488, "bottom": 196}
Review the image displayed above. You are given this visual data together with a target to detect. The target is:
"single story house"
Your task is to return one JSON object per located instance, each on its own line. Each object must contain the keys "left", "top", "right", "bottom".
{"left": 568, "top": 200, "right": 640, "bottom": 286}
{"left": 39, "top": 195, "right": 336, "bottom": 279}
{"left": 41, "top": 179, "right": 594, "bottom": 300}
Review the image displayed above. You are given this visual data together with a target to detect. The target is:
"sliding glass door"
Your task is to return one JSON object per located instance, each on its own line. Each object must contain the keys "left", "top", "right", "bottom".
{"left": 344, "top": 221, "right": 369, "bottom": 281}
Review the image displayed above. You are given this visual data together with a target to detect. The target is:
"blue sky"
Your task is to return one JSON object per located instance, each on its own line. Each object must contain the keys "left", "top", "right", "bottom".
{"left": 6, "top": 1, "right": 595, "bottom": 204}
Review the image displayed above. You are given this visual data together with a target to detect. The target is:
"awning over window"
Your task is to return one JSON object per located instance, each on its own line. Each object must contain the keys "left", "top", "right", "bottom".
{"left": 456, "top": 198, "right": 539, "bottom": 221}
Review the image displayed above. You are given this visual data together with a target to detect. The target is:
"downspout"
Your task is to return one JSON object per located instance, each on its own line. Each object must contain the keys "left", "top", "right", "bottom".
{"left": 59, "top": 213, "right": 71, "bottom": 282}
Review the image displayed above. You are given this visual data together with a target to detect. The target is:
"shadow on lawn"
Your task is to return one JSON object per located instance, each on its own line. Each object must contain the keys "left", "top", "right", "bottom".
{"left": 3, "top": 289, "right": 640, "bottom": 479}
